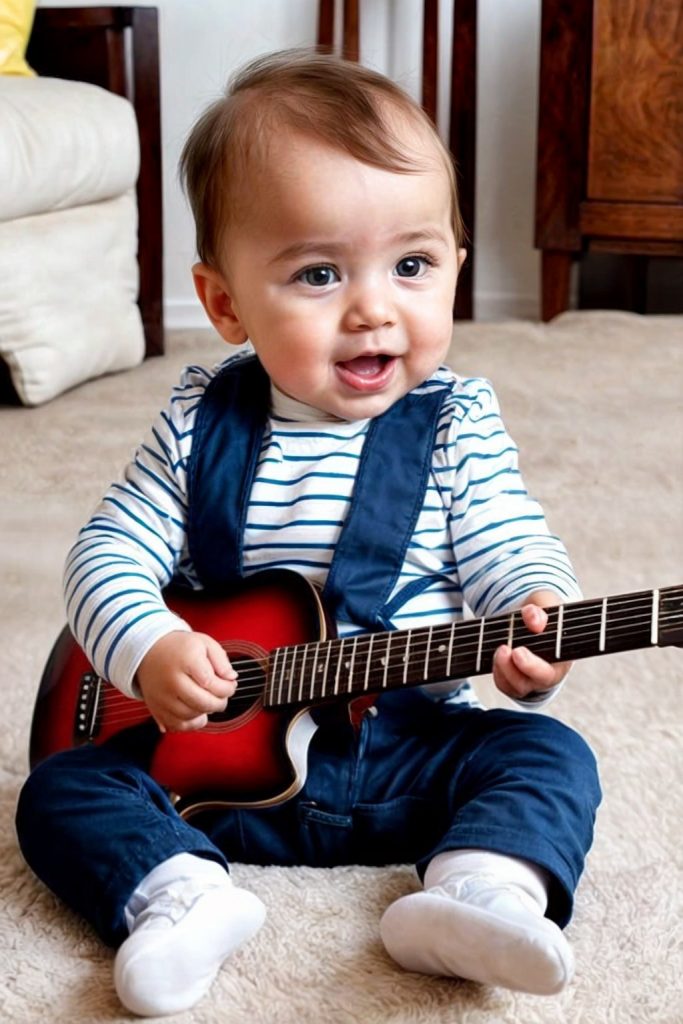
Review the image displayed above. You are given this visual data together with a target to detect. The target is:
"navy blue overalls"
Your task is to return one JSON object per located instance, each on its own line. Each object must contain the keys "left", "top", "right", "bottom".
{"left": 16, "top": 357, "right": 601, "bottom": 947}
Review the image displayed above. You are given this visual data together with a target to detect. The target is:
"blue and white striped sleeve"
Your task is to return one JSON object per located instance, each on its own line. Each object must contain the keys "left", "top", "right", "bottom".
{"left": 444, "top": 380, "right": 581, "bottom": 709}
{"left": 62, "top": 364, "right": 213, "bottom": 697}
{"left": 447, "top": 380, "right": 581, "bottom": 617}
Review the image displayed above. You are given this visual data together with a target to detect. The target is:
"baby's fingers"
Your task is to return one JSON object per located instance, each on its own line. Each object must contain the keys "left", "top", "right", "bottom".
{"left": 205, "top": 637, "right": 238, "bottom": 685}
{"left": 150, "top": 695, "right": 210, "bottom": 733}
{"left": 187, "top": 637, "right": 237, "bottom": 698}
{"left": 493, "top": 644, "right": 558, "bottom": 699}
{"left": 157, "top": 710, "right": 209, "bottom": 733}
{"left": 176, "top": 676, "right": 229, "bottom": 716}
{"left": 520, "top": 604, "right": 549, "bottom": 634}
{"left": 205, "top": 635, "right": 234, "bottom": 675}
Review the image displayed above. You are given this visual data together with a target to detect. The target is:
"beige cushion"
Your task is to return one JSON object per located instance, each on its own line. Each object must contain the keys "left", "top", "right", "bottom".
{"left": 0, "top": 76, "right": 139, "bottom": 221}
{"left": 0, "top": 191, "right": 144, "bottom": 405}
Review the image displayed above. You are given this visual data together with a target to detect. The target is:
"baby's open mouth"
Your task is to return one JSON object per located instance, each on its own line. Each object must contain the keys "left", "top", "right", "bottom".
{"left": 337, "top": 354, "right": 392, "bottom": 377}
{"left": 335, "top": 354, "right": 397, "bottom": 394}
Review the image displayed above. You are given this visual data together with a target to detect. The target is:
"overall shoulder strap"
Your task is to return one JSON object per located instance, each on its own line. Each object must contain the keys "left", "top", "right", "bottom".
{"left": 186, "top": 355, "right": 270, "bottom": 589}
{"left": 188, "top": 358, "right": 450, "bottom": 627}
{"left": 322, "top": 384, "right": 449, "bottom": 631}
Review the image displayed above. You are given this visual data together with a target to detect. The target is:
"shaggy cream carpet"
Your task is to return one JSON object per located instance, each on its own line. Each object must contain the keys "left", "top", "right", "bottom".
{"left": 1, "top": 312, "right": 682, "bottom": 1024}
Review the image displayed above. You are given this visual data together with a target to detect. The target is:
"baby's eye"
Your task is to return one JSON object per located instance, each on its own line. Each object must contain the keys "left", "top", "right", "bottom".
{"left": 394, "top": 255, "right": 431, "bottom": 278}
{"left": 297, "top": 265, "right": 339, "bottom": 287}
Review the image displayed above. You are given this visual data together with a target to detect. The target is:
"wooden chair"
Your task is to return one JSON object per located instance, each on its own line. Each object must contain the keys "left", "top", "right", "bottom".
{"left": 317, "top": 0, "right": 476, "bottom": 319}
{"left": 27, "top": 6, "right": 164, "bottom": 357}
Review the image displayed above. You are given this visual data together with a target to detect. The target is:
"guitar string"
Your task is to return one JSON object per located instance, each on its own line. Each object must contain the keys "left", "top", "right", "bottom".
{"left": 84, "top": 602, "right": 682, "bottom": 727}
{"left": 89, "top": 599, "right": 682, "bottom": 710}
{"left": 90, "top": 604, "right": 683, "bottom": 722}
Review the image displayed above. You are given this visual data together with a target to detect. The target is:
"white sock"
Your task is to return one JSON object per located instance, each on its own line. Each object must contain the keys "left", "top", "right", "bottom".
{"left": 122, "top": 853, "right": 225, "bottom": 930}
{"left": 424, "top": 848, "right": 550, "bottom": 909}
{"left": 115, "top": 852, "right": 266, "bottom": 1016}
{"left": 380, "top": 848, "right": 574, "bottom": 995}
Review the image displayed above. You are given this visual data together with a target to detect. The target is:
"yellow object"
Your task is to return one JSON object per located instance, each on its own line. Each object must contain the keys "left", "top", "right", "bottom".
{"left": 0, "top": 0, "right": 36, "bottom": 76}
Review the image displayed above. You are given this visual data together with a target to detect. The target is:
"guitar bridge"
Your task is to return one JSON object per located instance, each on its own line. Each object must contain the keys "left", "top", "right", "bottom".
{"left": 74, "top": 671, "right": 104, "bottom": 742}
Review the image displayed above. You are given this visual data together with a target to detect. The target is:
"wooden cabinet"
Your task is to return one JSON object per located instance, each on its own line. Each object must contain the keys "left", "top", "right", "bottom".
{"left": 535, "top": 0, "right": 683, "bottom": 320}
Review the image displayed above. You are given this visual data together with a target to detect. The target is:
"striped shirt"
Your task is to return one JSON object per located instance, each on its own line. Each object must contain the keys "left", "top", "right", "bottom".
{"left": 63, "top": 354, "right": 580, "bottom": 705}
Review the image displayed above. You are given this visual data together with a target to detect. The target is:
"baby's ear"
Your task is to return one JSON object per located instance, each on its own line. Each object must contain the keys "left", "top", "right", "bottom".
{"left": 192, "top": 263, "right": 248, "bottom": 346}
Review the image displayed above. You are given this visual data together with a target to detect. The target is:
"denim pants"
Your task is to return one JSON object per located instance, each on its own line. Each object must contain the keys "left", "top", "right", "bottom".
{"left": 16, "top": 690, "right": 601, "bottom": 947}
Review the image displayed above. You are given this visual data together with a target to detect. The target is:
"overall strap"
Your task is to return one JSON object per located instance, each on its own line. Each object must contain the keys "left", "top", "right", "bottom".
{"left": 186, "top": 355, "right": 270, "bottom": 589}
{"left": 322, "top": 385, "right": 448, "bottom": 630}
{"left": 187, "top": 354, "right": 449, "bottom": 631}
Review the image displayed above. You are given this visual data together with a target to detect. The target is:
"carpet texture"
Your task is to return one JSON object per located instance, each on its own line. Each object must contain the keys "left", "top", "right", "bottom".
{"left": 1, "top": 311, "right": 682, "bottom": 1023}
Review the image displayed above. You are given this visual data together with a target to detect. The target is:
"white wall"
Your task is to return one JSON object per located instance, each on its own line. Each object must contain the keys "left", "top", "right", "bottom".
{"left": 38, "top": 0, "right": 542, "bottom": 323}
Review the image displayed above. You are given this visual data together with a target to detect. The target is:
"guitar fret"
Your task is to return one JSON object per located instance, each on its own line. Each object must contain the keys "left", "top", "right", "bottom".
{"left": 268, "top": 647, "right": 279, "bottom": 706}
{"left": 423, "top": 625, "right": 433, "bottom": 681}
{"left": 446, "top": 621, "right": 455, "bottom": 676}
{"left": 321, "top": 639, "right": 333, "bottom": 699}
{"left": 297, "top": 643, "right": 307, "bottom": 703}
{"left": 475, "top": 616, "right": 485, "bottom": 672}
{"left": 555, "top": 604, "right": 564, "bottom": 660}
{"left": 403, "top": 631, "right": 412, "bottom": 685}
{"left": 599, "top": 598, "right": 607, "bottom": 652}
{"left": 287, "top": 646, "right": 298, "bottom": 704}
{"left": 364, "top": 634, "right": 374, "bottom": 691}
{"left": 333, "top": 638, "right": 344, "bottom": 696}
{"left": 382, "top": 632, "right": 392, "bottom": 688}
{"left": 309, "top": 642, "right": 320, "bottom": 701}
{"left": 276, "top": 646, "right": 288, "bottom": 705}
{"left": 651, "top": 589, "right": 659, "bottom": 646}
{"left": 346, "top": 636, "right": 358, "bottom": 693}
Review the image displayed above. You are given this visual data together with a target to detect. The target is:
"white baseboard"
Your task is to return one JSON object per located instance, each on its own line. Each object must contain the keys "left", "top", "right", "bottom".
{"left": 164, "top": 299, "right": 211, "bottom": 330}
{"left": 164, "top": 294, "right": 542, "bottom": 329}
{"left": 475, "top": 292, "right": 540, "bottom": 322}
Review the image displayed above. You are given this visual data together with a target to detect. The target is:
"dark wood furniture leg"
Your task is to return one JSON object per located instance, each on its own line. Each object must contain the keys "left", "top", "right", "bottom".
{"left": 449, "top": 0, "right": 476, "bottom": 320}
{"left": 541, "top": 251, "right": 573, "bottom": 322}
{"left": 27, "top": 6, "right": 164, "bottom": 357}
{"left": 535, "top": 0, "right": 593, "bottom": 321}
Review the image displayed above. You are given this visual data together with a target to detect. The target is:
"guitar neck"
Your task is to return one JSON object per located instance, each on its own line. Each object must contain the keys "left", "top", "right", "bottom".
{"left": 265, "top": 585, "right": 683, "bottom": 708}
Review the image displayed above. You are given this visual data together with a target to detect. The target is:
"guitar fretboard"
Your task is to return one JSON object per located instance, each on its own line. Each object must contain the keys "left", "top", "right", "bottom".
{"left": 264, "top": 585, "right": 683, "bottom": 708}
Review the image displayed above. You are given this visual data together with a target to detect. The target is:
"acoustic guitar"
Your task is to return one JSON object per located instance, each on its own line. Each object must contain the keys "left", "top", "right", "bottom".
{"left": 30, "top": 569, "right": 683, "bottom": 821}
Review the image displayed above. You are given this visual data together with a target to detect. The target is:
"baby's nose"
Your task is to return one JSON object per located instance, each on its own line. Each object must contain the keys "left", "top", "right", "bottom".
{"left": 344, "top": 283, "right": 397, "bottom": 331}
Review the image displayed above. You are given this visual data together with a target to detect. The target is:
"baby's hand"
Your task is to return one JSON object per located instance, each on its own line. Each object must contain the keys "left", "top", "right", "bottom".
{"left": 492, "top": 592, "right": 571, "bottom": 701}
{"left": 137, "top": 630, "right": 237, "bottom": 733}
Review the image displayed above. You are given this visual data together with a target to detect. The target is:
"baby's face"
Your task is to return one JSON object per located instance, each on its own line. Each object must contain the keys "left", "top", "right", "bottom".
{"left": 217, "top": 128, "right": 461, "bottom": 420}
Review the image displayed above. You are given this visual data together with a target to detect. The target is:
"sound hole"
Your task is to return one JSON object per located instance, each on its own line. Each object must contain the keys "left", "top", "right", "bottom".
{"left": 207, "top": 653, "right": 266, "bottom": 723}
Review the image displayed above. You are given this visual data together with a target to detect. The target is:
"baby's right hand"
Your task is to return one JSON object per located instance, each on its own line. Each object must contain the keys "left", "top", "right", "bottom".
{"left": 136, "top": 630, "right": 237, "bottom": 733}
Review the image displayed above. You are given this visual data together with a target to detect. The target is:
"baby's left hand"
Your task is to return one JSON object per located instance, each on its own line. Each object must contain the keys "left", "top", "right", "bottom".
{"left": 493, "top": 592, "right": 571, "bottom": 701}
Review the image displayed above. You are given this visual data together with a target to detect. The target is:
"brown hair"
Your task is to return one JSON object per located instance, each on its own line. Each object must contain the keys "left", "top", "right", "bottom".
{"left": 180, "top": 49, "right": 464, "bottom": 269}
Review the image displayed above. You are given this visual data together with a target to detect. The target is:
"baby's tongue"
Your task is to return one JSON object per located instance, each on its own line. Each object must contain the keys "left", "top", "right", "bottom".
{"left": 338, "top": 355, "right": 385, "bottom": 376}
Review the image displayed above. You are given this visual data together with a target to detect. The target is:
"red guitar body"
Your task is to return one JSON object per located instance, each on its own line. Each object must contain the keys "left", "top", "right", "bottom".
{"left": 30, "top": 571, "right": 331, "bottom": 819}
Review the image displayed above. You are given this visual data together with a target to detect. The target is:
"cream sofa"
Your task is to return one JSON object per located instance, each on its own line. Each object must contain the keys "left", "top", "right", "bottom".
{"left": 0, "top": 74, "right": 145, "bottom": 405}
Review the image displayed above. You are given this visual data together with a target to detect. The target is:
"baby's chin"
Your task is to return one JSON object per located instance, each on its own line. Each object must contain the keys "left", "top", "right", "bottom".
{"left": 323, "top": 387, "right": 416, "bottom": 423}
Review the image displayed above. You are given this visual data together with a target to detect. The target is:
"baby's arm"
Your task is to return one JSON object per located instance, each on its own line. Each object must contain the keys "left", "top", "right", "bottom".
{"left": 492, "top": 589, "right": 571, "bottom": 701}
{"left": 137, "top": 631, "right": 238, "bottom": 733}
{"left": 445, "top": 380, "right": 580, "bottom": 707}
{"left": 63, "top": 365, "right": 224, "bottom": 700}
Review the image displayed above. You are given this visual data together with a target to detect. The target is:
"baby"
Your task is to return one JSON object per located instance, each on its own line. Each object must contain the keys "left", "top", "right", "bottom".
{"left": 17, "top": 50, "right": 600, "bottom": 1017}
